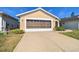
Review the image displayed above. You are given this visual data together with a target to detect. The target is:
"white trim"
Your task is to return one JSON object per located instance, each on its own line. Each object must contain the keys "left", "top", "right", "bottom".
{"left": 25, "top": 18, "right": 26, "bottom": 31}
{"left": 25, "top": 28, "right": 52, "bottom": 32}
{"left": 16, "top": 8, "right": 60, "bottom": 20}
{"left": 2, "top": 19, "right": 6, "bottom": 32}
{"left": 25, "top": 18, "right": 52, "bottom": 32}
{"left": 26, "top": 18, "right": 51, "bottom": 20}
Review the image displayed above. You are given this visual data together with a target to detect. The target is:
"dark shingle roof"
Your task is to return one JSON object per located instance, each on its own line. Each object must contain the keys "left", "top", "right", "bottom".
{"left": 61, "top": 15, "right": 79, "bottom": 21}
{"left": 0, "top": 11, "right": 18, "bottom": 22}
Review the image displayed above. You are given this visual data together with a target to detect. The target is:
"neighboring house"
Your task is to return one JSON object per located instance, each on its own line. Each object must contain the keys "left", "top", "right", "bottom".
{"left": 17, "top": 8, "right": 60, "bottom": 32}
{"left": 60, "top": 15, "right": 79, "bottom": 29}
{"left": 0, "top": 12, "right": 19, "bottom": 32}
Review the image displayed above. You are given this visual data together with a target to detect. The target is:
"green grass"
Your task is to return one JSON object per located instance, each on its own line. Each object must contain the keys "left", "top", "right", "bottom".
{"left": 63, "top": 30, "right": 79, "bottom": 40}
{"left": 0, "top": 32, "right": 23, "bottom": 52}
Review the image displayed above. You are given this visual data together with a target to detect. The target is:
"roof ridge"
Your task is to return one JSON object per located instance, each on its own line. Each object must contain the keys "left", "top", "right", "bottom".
{"left": 16, "top": 8, "right": 60, "bottom": 20}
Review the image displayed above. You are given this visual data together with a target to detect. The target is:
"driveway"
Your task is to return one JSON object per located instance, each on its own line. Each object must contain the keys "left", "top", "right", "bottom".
{"left": 14, "top": 31, "right": 79, "bottom": 52}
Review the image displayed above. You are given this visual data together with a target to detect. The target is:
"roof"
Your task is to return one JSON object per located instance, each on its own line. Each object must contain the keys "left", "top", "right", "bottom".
{"left": 16, "top": 8, "right": 60, "bottom": 20}
{"left": 0, "top": 11, "right": 18, "bottom": 22}
{"left": 61, "top": 15, "right": 79, "bottom": 21}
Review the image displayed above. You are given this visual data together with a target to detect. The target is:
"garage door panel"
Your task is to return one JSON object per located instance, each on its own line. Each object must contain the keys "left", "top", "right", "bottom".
{"left": 26, "top": 20, "right": 51, "bottom": 28}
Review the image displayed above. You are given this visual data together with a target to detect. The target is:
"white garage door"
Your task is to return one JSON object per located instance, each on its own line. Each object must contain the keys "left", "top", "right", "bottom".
{"left": 26, "top": 19, "right": 52, "bottom": 32}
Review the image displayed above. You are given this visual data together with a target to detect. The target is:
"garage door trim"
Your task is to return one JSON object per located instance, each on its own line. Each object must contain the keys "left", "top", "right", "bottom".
{"left": 25, "top": 18, "right": 52, "bottom": 32}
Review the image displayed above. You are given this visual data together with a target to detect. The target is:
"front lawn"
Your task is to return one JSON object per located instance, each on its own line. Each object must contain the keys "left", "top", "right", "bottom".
{"left": 0, "top": 32, "right": 23, "bottom": 52}
{"left": 63, "top": 30, "right": 79, "bottom": 40}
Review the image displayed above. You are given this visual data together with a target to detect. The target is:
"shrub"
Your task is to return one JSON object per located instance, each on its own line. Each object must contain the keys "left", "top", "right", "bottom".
{"left": 11, "top": 29, "right": 24, "bottom": 34}
{"left": 55, "top": 26, "right": 65, "bottom": 31}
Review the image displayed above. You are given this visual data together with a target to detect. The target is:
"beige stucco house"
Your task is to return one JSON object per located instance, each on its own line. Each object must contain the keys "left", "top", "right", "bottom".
{"left": 0, "top": 12, "right": 19, "bottom": 32}
{"left": 17, "top": 8, "right": 60, "bottom": 32}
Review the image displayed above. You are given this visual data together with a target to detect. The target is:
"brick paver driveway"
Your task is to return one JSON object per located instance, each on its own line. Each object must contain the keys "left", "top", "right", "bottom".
{"left": 14, "top": 31, "right": 79, "bottom": 52}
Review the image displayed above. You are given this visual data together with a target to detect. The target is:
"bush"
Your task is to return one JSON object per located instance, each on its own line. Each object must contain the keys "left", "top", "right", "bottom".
{"left": 11, "top": 29, "right": 24, "bottom": 34}
{"left": 55, "top": 26, "right": 65, "bottom": 31}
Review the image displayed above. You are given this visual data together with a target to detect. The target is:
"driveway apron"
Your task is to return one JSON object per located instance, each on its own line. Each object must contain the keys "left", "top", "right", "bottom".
{"left": 14, "top": 32, "right": 79, "bottom": 52}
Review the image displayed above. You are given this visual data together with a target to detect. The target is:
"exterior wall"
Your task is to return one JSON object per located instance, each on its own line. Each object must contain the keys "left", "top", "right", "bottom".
{"left": 0, "top": 16, "right": 2, "bottom": 31}
{"left": 0, "top": 14, "right": 19, "bottom": 32}
{"left": 2, "top": 15, "right": 19, "bottom": 31}
{"left": 2, "top": 18, "right": 6, "bottom": 31}
{"left": 19, "top": 10, "right": 59, "bottom": 31}
{"left": 20, "top": 16, "right": 25, "bottom": 30}
{"left": 62, "top": 20, "right": 79, "bottom": 29}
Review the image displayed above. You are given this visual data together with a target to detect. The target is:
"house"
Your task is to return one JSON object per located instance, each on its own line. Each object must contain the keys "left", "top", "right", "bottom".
{"left": 60, "top": 15, "right": 79, "bottom": 29}
{"left": 0, "top": 12, "right": 19, "bottom": 32}
{"left": 17, "top": 8, "right": 60, "bottom": 32}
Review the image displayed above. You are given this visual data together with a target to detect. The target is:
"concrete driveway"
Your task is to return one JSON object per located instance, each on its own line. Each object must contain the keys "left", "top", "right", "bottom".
{"left": 14, "top": 31, "right": 79, "bottom": 52}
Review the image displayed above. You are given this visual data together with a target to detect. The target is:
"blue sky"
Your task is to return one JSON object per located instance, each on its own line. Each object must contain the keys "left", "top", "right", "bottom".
{"left": 0, "top": 7, "right": 79, "bottom": 19}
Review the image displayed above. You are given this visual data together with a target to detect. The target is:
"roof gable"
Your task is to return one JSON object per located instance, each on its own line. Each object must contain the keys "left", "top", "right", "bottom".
{"left": 16, "top": 8, "right": 60, "bottom": 20}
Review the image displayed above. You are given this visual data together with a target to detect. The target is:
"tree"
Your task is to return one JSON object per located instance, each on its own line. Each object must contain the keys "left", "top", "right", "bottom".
{"left": 71, "top": 12, "right": 75, "bottom": 17}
